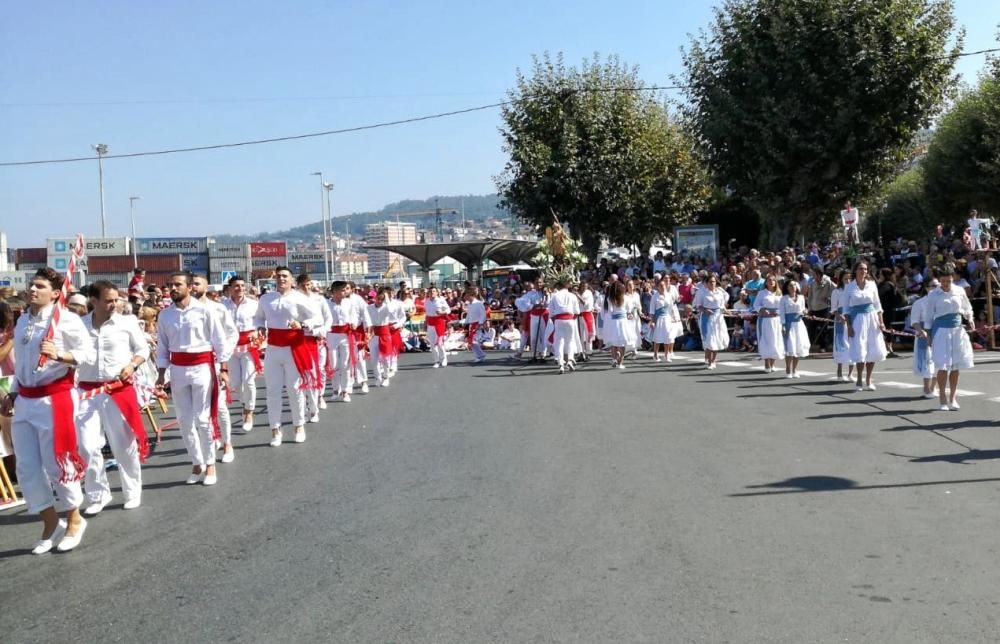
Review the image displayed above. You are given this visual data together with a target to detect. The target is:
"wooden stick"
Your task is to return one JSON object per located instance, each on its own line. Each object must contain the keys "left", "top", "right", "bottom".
{"left": 0, "top": 461, "right": 17, "bottom": 503}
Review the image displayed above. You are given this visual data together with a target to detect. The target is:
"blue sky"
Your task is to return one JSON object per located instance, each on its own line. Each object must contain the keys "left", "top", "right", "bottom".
{"left": 1, "top": 0, "right": 997, "bottom": 248}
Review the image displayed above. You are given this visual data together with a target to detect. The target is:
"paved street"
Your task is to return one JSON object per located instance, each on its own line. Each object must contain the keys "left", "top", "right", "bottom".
{"left": 3, "top": 349, "right": 1000, "bottom": 643}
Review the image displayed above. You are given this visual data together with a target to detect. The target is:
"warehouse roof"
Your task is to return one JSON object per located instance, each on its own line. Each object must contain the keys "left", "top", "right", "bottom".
{"left": 364, "top": 239, "right": 539, "bottom": 270}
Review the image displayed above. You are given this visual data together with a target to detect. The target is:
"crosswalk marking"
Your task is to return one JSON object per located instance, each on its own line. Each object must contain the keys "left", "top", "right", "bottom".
{"left": 794, "top": 370, "right": 825, "bottom": 377}
{"left": 879, "top": 381, "right": 922, "bottom": 389}
{"left": 719, "top": 361, "right": 750, "bottom": 368}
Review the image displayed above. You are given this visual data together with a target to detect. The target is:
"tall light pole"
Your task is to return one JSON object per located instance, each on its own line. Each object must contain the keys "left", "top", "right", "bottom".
{"left": 129, "top": 195, "right": 141, "bottom": 269}
{"left": 92, "top": 143, "right": 109, "bottom": 237}
{"left": 322, "top": 182, "right": 334, "bottom": 283}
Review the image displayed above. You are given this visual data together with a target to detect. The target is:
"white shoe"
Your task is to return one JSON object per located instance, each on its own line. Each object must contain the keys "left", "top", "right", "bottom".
{"left": 442, "top": 358, "right": 448, "bottom": 367}
{"left": 949, "top": 400, "right": 960, "bottom": 410}
{"left": 361, "top": 383, "right": 369, "bottom": 394}
{"left": 123, "top": 498, "right": 141, "bottom": 510}
{"left": 618, "top": 363, "right": 626, "bottom": 370}
{"left": 793, "top": 372, "right": 801, "bottom": 379}
{"left": 269, "top": 431, "right": 283, "bottom": 447}
{"left": 84, "top": 495, "right": 111, "bottom": 516}
{"left": 294, "top": 429, "right": 306, "bottom": 443}
{"left": 318, "top": 399, "right": 327, "bottom": 410}
{"left": 786, "top": 372, "right": 794, "bottom": 379}
{"left": 220, "top": 448, "right": 235, "bottom": 463}
{"left": 185, "top": 472, "right": 204, "bottom": 485}
{"left": 341, "top": 393, "right": 351, "bottom": 403}
{"left": 559, "top": 366, "right": 566, "bottom": 374}
{"left": 202, "top": 472, "right": 218, "bottom": 486}
{"left": 939, "top": 404, "right": 950, "bottom": 411}
{"left": 380, "top": 379, "right": 390, "bottom": 388}
{"left": 433, "top": 363, "right": 440, "bottom": 369}
{"left": 865, "top": 384, "right": 877, "bottom": 391}
{"left": 308, "top": 413, "right": 320, "bottom": 424}
{"left": 855, "top": 384, "right": 863, "bottom": 391}
{"left": 32, "top": 520, "right": 67, "bottom": 555}
{"left": 242, "top": 421, "right": 253, "bottom": 433}
{"left": 922, "top": 392, "right": 936, "bottom": 399}
{"left": 56, "top": 518, "right": 87, "bottom": 552}
{"left": 567, "top": 361, "right": 576, "bottom": 372}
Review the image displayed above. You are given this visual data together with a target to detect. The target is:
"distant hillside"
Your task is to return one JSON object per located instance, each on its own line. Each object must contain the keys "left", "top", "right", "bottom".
{"left": 216, "top": 194, "right": 510, "bottom": 243}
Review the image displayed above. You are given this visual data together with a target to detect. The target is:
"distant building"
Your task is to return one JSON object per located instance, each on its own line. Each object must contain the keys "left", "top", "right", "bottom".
{"left": 365, "top": 222, "right": 416, "bottom": 274}
{"left": 335, "top": 253, "right": 368, "bottom": 276}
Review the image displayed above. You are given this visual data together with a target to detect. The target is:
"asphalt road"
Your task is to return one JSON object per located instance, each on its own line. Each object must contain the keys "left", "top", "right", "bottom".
{"left": 2, "top": 349, "right": 1000, "bottom": 643}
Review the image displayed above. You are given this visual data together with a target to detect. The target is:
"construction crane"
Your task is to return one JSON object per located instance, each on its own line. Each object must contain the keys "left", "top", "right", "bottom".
{"left": 388, "top": 199, "right": 460, "bottom": 242}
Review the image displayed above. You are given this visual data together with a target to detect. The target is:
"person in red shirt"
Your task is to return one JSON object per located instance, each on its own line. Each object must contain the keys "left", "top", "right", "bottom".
{"left": 677, "top": 273, "right": 695, "bottom": 306}
{"left": 127, "top": 269, "right": 146, "bottom": 302}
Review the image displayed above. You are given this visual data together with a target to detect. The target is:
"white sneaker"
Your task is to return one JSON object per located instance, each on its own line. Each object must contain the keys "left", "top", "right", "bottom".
{"left": 786, "top": 373, "right": 794, "bottom": 379}
{"left": 294, "top": 428, "right": 306, "bottom": 443}
{"left": 221, "top": 448, "right": 235, "bottom": 463}
{"left": 341, "top": 393, "right": 351, "bottom": 403}
{"left": 433, "top": 363, "right": 440, "bottom": 369}
{"left": 939, "top": 404, "right": 950, "bottom": 411}
{"left": 185, "top": 472, "right": 204, "bottom": 485}
{"left": 308, "top": 413, "right": 320, "bottom": 424}
{"left": 269, "top": 431, "right": 283, "bottom": 447}
{"left": 32, "top": 520, "right": 67, "bottom": 555}
{"left": 318, "top": 398, "right": 327, "bottom": 410}
{"left": 618, "top": 363, "right": 626, "bottom": 370}
{"left": 123, "top": 498, "right": 141, "bottom": 510}
{"left": 56, "top": 518, "right": 88, "bottom": 552}
{"left": 559, "top": 366, "right": 566, "bottom": 374}
{"left": 793, "top": 372, "right": 801, "bottom": 379}
{"left": 242, "top": 421, "right": 253, "bottom": 433}
{"left": 865, "top": 383, "right": 877, "bottom": 391}
{"left": 202, "top": 472, "right": 218, "bottom": 486}
{"left": 361, "top": 383, "right": 369, "bottom": 394}
{"left": 84, "top": 495, "right": 111, "bottom": 516}
{"left": 567, "top": 361, "right": 576, "bottom": 372}
{"left": 380, "top": 379, "right": 390, "bottom": 388}
{"left": 442, "top": 358, "right": 448, "bottom": 367}
{"left": 855, "top": 384, "right": 863, "bottom": 391}
{"left": 949, "top": 400, "right": 960, "bottom": 410}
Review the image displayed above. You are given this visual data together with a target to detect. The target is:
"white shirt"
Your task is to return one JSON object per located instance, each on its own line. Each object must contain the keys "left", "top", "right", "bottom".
{"left": 515, "top": 290, "right": 544, "bottom": 313}
{"left": 350, "top": 293, "right": 372, "bottom": 329}
{"left": 779, "top": 294, "right": 807, "bottom": 317}
{"left": 843, "top": 280, "right": 882, "bottom": 312}
{"left": 156, "top": 298, "right": 233, "bottom": 368}
{"left": 386, "top": 299, "right": 408, "bottom": 329}
{"left": 466, "top": 299, "right": 488, "bottom": 325}
{"left": 752, "top": 290, "right": 782, "bottom": 312}
{"left": 368, "top": 303, "right": 393, "bottom": 327}
{"left": 79, "top": 312, "right": 150, "bottom": 382}
{"left": 694, "top": 287, "right": 728, "bottom": 311}
{"left": 328, "top": 297, "right": 364, "bottom": 329}
{"left": 200, "top": 296, "right": 239, "bottom": 364}
{"left": 649, "top": 289, "right": 677, "bottom": 317}
{"left": 425, "top": 297, "right": 450, "bottom": 317}
{"left": 223, "top": 296, "right": 259, "bottom": 332}
{"left": 304, "top": 291, "right": 333, "bottom": 338}
{"left": 253, "top": 289, "right": 322, "bottom": 333}
{"left": 11, "top": 304, "right": 94, "bottom": 392}
{"left": 923, "top": 286, "right": 973, "bottom": 327}
{"left": 546, "top": 289, "right": 580, "bottom": 317}
{"left": 580, "top": 289, "right": 596, "bottom": 313}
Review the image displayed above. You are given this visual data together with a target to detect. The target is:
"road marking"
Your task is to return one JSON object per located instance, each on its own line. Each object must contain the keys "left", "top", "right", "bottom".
{"left": 989, "top": 397, "right": 1000, "bottom": 404}
{"left": 956, "top": 389, "right": 984, "bottom": 397}
{"left": 719, "top": 361, "right": 751, "bottom": 368}
{"left": 880, "top": 381, "right": 922, "bottom": 389}
{"left": 795, "top": 370, "right": 825, "bottom": 377}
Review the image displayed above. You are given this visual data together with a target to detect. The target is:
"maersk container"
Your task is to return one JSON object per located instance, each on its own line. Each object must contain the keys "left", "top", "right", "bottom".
{"left": 90, "top": 254, "right": 182, "bottom": 273}
{"left": 208, "top": 243, "right": 251, "bottom": 259}
{"left": 136, "top": 237, "right": 209, "bottom": 255}
{"left": 208, "top": 257, "right": 251, "bottom": 273}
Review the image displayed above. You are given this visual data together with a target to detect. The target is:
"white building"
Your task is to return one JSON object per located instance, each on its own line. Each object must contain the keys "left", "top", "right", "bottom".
{"left": 365, "top": 222, "right": 417, "bottom": 274}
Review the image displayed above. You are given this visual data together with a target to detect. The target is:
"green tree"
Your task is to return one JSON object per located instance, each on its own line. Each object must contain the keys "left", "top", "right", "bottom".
{"left": 863, "top": 166, "right": 936, "bottom": 241}
{"left": 922, "top": 65, "right": 1000, "bottom": 220}
{"left": 682, "top": 0, "right": 960, "bottom": 248}
{"left": 496, "top": 53, "right": 711, "bottom": 258}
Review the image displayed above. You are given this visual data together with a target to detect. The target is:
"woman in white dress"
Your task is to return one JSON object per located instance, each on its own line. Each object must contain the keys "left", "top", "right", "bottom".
{"left": 601, "top": 281, "right": 630, "bottom": 369}
{"left": 693, "top": 273, "right": 729, "bottom": 370}
{"left": 624, "top": 279, "right": 643, "bottom": 355}
{"left": 779, "top": 280, "right": 810, "bottom": 378}
{"left": 909, "top": 279, "right": 938, "bottom": 399}
{"left": 844, "top": 261, "right": 888, "bottom": 391}
{"left": 830, "top": 269, "right": 854, "bottom": 382}
{"left": 752, "top": 274, "right": 785, "bottom": 373}
{"left": 648, "top": 278, "right": 679, "bottom": 362}
{"left": 923, "top": 264, "right": 975, "bottom": 411}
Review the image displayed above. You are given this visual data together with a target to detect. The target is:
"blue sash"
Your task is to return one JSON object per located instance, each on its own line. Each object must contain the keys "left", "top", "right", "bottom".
{"left": 834, "top": 321, "right": 849, "bottom": 353}
{"left": 783, "top": 313, "right": 802, "bottom": 333}
{"left": 700, "top": 309, "right": 719, "bottom": 338}
{"left": 611, "top": 312, "right": 625, "bottom": 321}
{"left": 848, "top": 303, "right": 875, "bottom": 316}
{"left": 653, "top": 306, "right": 668, "bottom": 319}
{"left": 759, "top": 307, "right": 778, "bottom": 318}
{"left": 931, "top": 313, "right": 961, "bottom": 338}
{"left": 915, "top": 336, "right": 930, "bottom": 373}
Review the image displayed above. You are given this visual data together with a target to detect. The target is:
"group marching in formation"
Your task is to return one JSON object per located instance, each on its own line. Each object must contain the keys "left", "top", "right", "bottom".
{"left": 0, "top": 253, "right": 985, "bottom": 555}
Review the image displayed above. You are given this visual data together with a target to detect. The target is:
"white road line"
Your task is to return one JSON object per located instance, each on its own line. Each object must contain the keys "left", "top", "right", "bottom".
{"left": 879, "top": 381, "right": 922, "bottom": 389}
{"left": 956, "top": 389, "right": 984, "bottom": 397}
{"left": 719, "top": 361, "right": 751, "bottom": 368}
{"left": 989, "top": 397, "right": 1000, "bottom": 404}
{"left": 794, "top": 370, "right": 825, "bottom": 377}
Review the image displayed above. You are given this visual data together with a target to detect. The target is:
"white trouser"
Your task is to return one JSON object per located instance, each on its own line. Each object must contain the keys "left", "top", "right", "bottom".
{"left": 577, "top": 316, "right": 594, "bottom": 354}
{"left": 12, "top": 393, "right": 84, "bottom": 514}
{"left": 528, "top": 314, "right": 547, "bottom": 356}
{"left": 427, "top": 327, "right": 447, "bottom": 365}
{"left": 77, "top": 392, "right": 142, "bottom": 504}
{"left": 389, "top": 330, "right": 400, "bottom": 372}
{"left": 369, "top": 337, "right": 392, "bottom": 381}
{"left": 170, "top": 363, "right": 216, "bottom": 467}
{"left": 552, "top": 320, "right": 577, "bottom": 365}
{"left": 354, "top": 342, "right": 368, "bottom": 384}
{"left": 228, "top": 351, "right": 257, "bottom": 411}
{"left": 263, "top": 345, "right": 305, "bottom": 429}
{"left": 327, "top": 333, "right": 354, "bottom": 393}
{"left": 304, "top": 339, "right": 326, "bottom": 415}
{"left": 216, "top": 368, "right": 232, "bottom": 445}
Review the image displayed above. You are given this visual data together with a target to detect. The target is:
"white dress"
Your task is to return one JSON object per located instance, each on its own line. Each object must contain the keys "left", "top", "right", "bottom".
{"left": 753, "top": 290, "right": 785, "bottom": 360}
{"left": 779, "top": 294, "right": 810, "bottom": 358}
{"left": 844, "top": 280, "right": 888, "bottom": 364}
{"left": 625, "top": 292, "right": 642, "bottom": 349}
{"left": 601, "top": 302, "right": 634, "bottom": 348}
{"left": 923, "top": 286, "right": 974, "bottom": 371}
{"left": 830, "top": 287, "right": 851, "bottom": 366}
{"left": 649, "top": 289, "right": 679, "bottom": 344}
{"left": 909, "top": 295, "right": 935, "bottom": 378}
{"left": 666, "top": 285, "right": 685, "bottom": 339}
{"left": 693, "top": 287, "right": 729, "bottom": 351}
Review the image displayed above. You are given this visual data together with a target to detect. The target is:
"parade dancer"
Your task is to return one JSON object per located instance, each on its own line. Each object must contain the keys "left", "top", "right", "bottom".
{"left": 576, "top": 282, "right": 596, "bottom": 361}
{"left": 368, "top": 287, "right": 397, "bottom": 385}
{"left": 648, "top": 277, "right": 679, "bottom": 363}
{"left": 601, "top": 281, "right": 630, "bottom": 369}
{"left": 909, "top": 280, "right": 938, "bottom": 399}
{"left": 830, "top": 270, "right": 854, "bottom": 382}
{"left": 156, "top": 272, "right": 233, "bottom": 485}
{"left": 465, "top": 287, "right": 488, "bottom": 364}
{"left": 844, "top": 261, "right": 888, "bottom": 391}
{"left": 386, "top": 288, "right": 408, "bottom": 376}
{"left": 78, "top": 280, "right": 150, "bottom": 514}
{"left": 547, "top": 277, "right": 581, "bottom": 373}
{"left": 424, "top": 286, "right": 451, "bottom": 368}
{"left": 624, "top": 279, "right": 642, "bottom": 358}
{"left": 252, "top": 267, "right": 322, "bottom": 447}
{"left": 753, "top": 274, "right": 785, "bottom": 373}
{"left": 192, "top": 275, "right": 238, "bottom": 462}
{"left": 779, "top": 280, "right": 810, "bottom": 379}
{"left": 327, "top": 281, "right": 364, "bottom": 401}
{"left": 223, "top": 275, "right": 260, "bottom": 432}
{"left": 297, "top": 274, "right": 332, "bottom": 422}
{"left": 924, "top": 264, "right": 975, "bottom": 411}
{"left": 347, "top": 282, "right": 372, "bottom": 393}
{"left": 693, "top": 273, "right": 729, "bottom": 370}
{"left": 0, "top": 268, "right": 95, "bottom": 553}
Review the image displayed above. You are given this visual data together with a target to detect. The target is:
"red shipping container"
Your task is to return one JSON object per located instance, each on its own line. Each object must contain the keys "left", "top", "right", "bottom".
{"left": 15, "top": 247, "right": 47, "bottom": 264}
{"left": 88, "top": 254, "right": 182, "bottom": 273}
{"left": 250, "top": 242, "right": 287, "bottom": 257}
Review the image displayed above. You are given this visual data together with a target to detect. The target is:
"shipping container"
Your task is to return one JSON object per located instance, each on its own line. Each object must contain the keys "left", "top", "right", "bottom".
{"left": 136, "top": 237, "right": 209, "bottom": 255}
{"left": 208, "top": 257, "right": 251, "bottom": 273}
{"left": 181, "top": 254, "right": 209, "bottom": 274}
{"left": 0, "top": 271, "right": 33, "bottom": 290}
{"left": 287, "top": 251, "right": 325, "bottom": 263}
{"left": 17, "top": 262, "right": 47, "bottom": 272}
{"left": 90, "top": 254, "right": 183, "bottom": 273}
{"left": 83, "top": 272, "right": 131, "bottom": 289}
{"left": 250, "top": 255, "right": 288, "bottom": 270}
{"left": 288, "top": 262, "right": 325, "bottom": 276}
{"left": 48, "top": 237, "right": 129, "bottom": 257}
{"left": 15, "top": 247, "right": 46, "bottom": 264}
{"left": 49, "top": 254, "right": 89, "bottom": 273}
{"left": 250, "top": 242, "right": 287, "bottom": 257}
{"left": 208, "top": 243, "right": 251, "bottom": 258}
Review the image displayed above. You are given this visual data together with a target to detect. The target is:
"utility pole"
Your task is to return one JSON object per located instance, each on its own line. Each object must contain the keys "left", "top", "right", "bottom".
{"left": 93, "top": 143, "right": 109, "bottom": 237}
{"left": 128, "top": 196, "right": 141, "bottom": 269}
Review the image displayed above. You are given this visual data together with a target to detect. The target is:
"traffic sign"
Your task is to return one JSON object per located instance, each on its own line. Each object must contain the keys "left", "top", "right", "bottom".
{"left": 221, "top": 270, "right": 237, "bottom": 283}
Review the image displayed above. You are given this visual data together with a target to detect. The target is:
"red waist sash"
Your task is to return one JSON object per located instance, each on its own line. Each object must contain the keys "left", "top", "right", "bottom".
{"left": 329, "top": 324, "right": 350, "bottom": 334}
{"left": 17, "top": 370, "right": 84, "bottom": 483}
{"left": 170, "top": 351, "right": 222, "bottom": 440}
{"left": 237, "top": 330, "right": 263, "bottom": 373}
{"left": 466, "top": 322, "right": 480, "bottom": 344}
{"left": 372, "top": 325, "right": 394, "bottom": 356}
{"left": 426, "top": 315, "right": 448, "bottom": 343}
{"left": 552, "top": 313, "right": 576, "bottom": 321}
{"left": 79, "top": 379, "right": 150, "bottom": 462}
{"left": 266, "top": 328, "right": 321, "bottom": 390}
{"left": 580, "top": 311, "right": 595, "bottom": 335}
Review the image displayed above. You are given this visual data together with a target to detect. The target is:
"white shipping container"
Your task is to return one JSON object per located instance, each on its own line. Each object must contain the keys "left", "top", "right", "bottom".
{"left": 0, "top": 271, "right": 32, "bottom": 289}
{"left": 208, "top": 243, "right": 251, "bottom": 259}
{"left": 208, "top": 257, "right": 251, "bottom": 273}
{"left": 17, "top": 262, "right": 47, "bottom": 272}
{"left": 49, "top": 254, "right": 89, "bottom": 273}
{"left": 48, "top": 237, "right": 130, "bottom": 257}
{"left": 250, "top": 256, "right": 288, "bottom": 270}
{"left": 136, "top": 237, "right": 209, "bottom": 255}
{"left": 287, "top": 251, "right": 325, "bottom": 263}
{"left": 84, "top": 272, "right": 131, "bottom": 288}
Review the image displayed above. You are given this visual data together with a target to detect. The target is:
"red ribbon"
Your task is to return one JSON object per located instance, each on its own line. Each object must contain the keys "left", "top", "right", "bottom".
{"left": 79, "top": 379, "right": 150, "bottom": 462}
{"left": 169, "top": 351, "right": 221, "bottom": 441}
{"left": 466, "top": 322, "right": 480, "bottom": 345}
{"left": 372, "top": 325, "right": 394, "bottom": 356}
{"left": 426, "top": 315, "right": 448, "bottom": 344}
{"left": 17, "top": 371, "right": 85, "bottom": 483}
{"left": 237, "top": 330, "right": 263, "bottom": 373}
{"left": 580, "top": 311, "right": 595, "bottom": 335}
{"left": 267, "top": 328, "right": 322, "bottom": 390}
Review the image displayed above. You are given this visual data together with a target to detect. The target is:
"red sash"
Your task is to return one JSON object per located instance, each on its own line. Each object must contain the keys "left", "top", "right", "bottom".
{"left": 467, "top": 322, "right": 480, "bottom": 344}
{"left": 79, "top": 379, "right": 150, "bottom": 462}
{"left": 580, "top": 311, "right": 595, "bottom": 335}
{"left": 552, "top": 313, "right": 576, "bottom": 321}
{"left": 170, "top": 351, "right": 222, "bottom": 440}
{"left": 426, "top": 315, "right": 448, "bottom": 344}
{"left": 17, "top": 370, "right": 84, "bottom": 483}
{"left": 391, "top": 328, "right": 404, "bottom": 356}
{"left": 371, "top": 325, "right": 394, "bottom": 356}
{"left": 267, "top": 328, "right": 322, "bottom": 390}
{"left": 237, "top": 330, "right": 263, "bottom": 373}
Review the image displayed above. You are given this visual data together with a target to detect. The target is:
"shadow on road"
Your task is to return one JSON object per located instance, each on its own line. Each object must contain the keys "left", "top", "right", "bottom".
{"left": 730, "top": 474, "right": 1000, "bottom": 497}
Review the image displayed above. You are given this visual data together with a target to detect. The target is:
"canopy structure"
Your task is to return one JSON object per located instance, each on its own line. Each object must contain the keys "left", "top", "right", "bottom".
{"left": 365, "top": 239, "right": 540, "bottom": 271}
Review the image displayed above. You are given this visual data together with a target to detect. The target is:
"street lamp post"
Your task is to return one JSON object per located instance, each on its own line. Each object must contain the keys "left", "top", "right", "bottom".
{"left": 92, "top": 143, "right": 109, "bottom": 237}
{"left": 129, "top": 196, "right": 141, "bottom": 269}
{"left": 323, "top": 182, "right": 334, "bottom": 283}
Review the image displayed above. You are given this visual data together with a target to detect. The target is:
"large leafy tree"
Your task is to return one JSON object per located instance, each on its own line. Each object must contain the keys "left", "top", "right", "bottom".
{"left": 496, "top": 53, "right": 710, "bottom": 258}
{"left": 682, "top": 0, "right": 960, "bottom": 247}
{"left": 922, "top": 63, "right": 1000, "bottom": 220}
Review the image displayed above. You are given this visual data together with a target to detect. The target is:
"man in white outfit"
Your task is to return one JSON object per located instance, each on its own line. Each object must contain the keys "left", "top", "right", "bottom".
{"left": 465, "top": 287, "right": 488, "bottom": 363}
{"left": 192, "top": 275, "right": 238, "bottom": 463}
{"left": 0, "top": 268, "right": 96, "bottom": 553}
{"left": 327, "top": 281, "right": 364, "bottom": 402}
{"left": 78, "top": 280, "right": 150, "bottom": 514}
{"left": 252, "top": 266, "right": 322, "bottom": 447}
{"left": 368, "top": 286, "right": 396, "bottom": 387}
{"left": 156, "top": 272, "right": 232, "bottom": 486}
{"left": 223, "top": 275, "right": 260, "bottom": 432}
{"left": 346, "top": 282, "right": 372, "bottom": 393}
{"left": 547, "top": 277, "right": 581, "bottom": 373}
{"left": 297, "top": 273, "right": 332, "bottom": 423}
{"left": 386, "top": 289, "right": 409, "bottom": 376}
